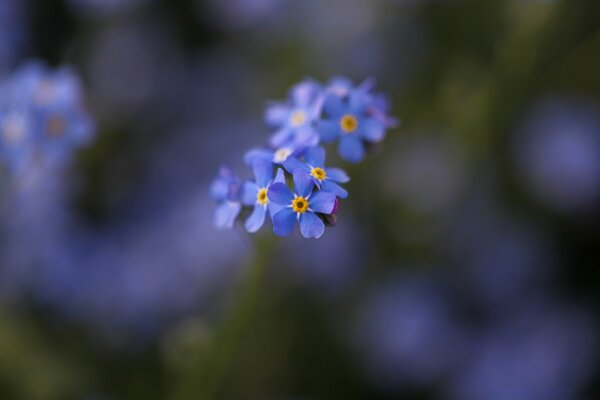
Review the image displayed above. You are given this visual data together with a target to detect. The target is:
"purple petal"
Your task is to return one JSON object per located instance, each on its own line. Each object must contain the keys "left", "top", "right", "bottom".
{"left": 359, "top": 118, "right": 386, "bottom": 143}
{"left": 293, "top": 169, "right": 314, "bottom": 198}
{"left": 214, "top": 201, "right": 241, "bottom": 229}
{"left": 317, "top": 120, "right": 340, "bottom": 143}
{"left": 323, "top": 93, "right": 346, "bottom": 117}
{"left": 245, "top": 205, "right": 266, "bottom": 233}
{"left": 308, "top": 190, "right": 337, "bottom": 213}
{"left": 267, "top": 182, "right": 294, "bottom": 205}
{"left": 241, "top": 181, "right": 259, "bottom": 206}
{"left": 264, "top": 103, "right": 291, "bottom": 127}
{"left": 272, "top": 208, "right": 296, "bottom": 237}
{"left": 322, "top": 180, "right": 348, "bottom": 199}
{"left": 283, "top": 156, "right": 310, "bottom": 175}
{"left": 299, "top": 212, "right": 325, "bottom": 239}
{"left": 325, "top": 167, "right": 350, "bottom": 183}
{"left": 253, "top": 159, "right": 273, "bottom": 188}
{"left": 339, "top": 134, "right": 365, "bottom": 163}
{"left": 304, "top": 146, "right": 326, "bottom": 167}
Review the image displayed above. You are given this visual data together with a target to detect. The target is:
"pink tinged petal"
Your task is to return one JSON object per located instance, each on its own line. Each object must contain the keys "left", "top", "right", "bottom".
{"left": 264, "top": 103, "right": 291, "bottom": 127}
{"left": 293, "top": 169, "right": 314, "bottom": 198}
{"left": 269, "top": 127, "right": 293, "bottom": 148}
{"left": 245, "top": 205, "right": 266, "bottom": 233}
{"left": 253, "top": 159, "right": 274, "bottom": 188}
{"left": 267, "top": 182, "right": 294, "bottom": 205}
{"left": 304, "top": 146, "right": 326, "bottom": 167}
{"left": 309, "top": 190, "right": 337, "bottom": 213}
{"left": 360, "top": 118, "right": 386, "bottom": 142}
{"left": 283, "top": 156, "right": 309, "bottom": 175}
{"left": 299, "top": 212, "right": 325, "bottom": 239}
{"left": 241, "top": 182, "right": 259, "bottom": 206}
{"left": 214, "top": 202, "right": 241, "bottom": 229}
{"left": 322, "top": 180, "right": 348, "bottom": 199}
{"left": 339, "top": 134, "right": 365, "bottom": 163}
{"left": 273, "top": 168, "right": 286, "bottom": 184}
{"left": 272, "top": 208, "right": 296, "bottom": 237}
{"left": 325, "top": 167, "right": 350, "bottom": 183}
{"left": 323, "top": 93, "right": 346, "bottom": 117}
{"left": 317, "top": 120, "right": 340, "bottom": 143}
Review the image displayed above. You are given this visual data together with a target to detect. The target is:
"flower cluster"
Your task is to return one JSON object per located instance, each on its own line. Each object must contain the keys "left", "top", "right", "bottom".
{"left": 210, "top": 77, "right": 397, "bottom": 239}
{"left": 0, "top": 62, "right": 96, "bottom": 173}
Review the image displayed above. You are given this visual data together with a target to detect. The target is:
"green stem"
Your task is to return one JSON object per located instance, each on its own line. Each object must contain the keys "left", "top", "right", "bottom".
{"left": 170, "top": 236, "right": 274, "bottom": 400}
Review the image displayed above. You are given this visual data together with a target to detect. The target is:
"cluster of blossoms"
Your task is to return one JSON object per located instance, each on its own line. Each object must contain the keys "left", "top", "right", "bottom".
{"left": 210, "top": 77, "right": 397, "bottom": 239}
{"left": 0, "top": 62, "right": 96, "bottom": 173}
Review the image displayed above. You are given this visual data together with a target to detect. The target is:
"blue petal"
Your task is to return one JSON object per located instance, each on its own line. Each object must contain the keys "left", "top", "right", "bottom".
{"left": 291, "top": 79, "right": 320, "bottom": 107}
{"left": 338, "top": 134, "right": 365, "bottom": 163}
{"left": 267, "top": 202, "right": 285, "bottom": 219}
{"left": 253, "top": 159, "right": 273, "bottom": 188}
{"left": 293, "top": 126, "right": 320, "bottom": 147}
{"left": 293, "top": 169, "right": 314, "bottom": 198}
{"left": 241, "top": 182, "right": 259, "bottom": 206}
{"left": 209, "top": 179, "right": 228, "bottom": 201}
{"left": 244, "top": 148, "right": 273, "bottom": 166}
{"left": 327, "top": 76, "right": 353, "bottom": 96}
{"left": 264, "top": 103, "right": 291, "bottom": 127}
{"left": 214, "top": 201, "right": 241, "bottom": 229}
{"left": 269, "top": 127, "right": 293, "bottom": 148}
{"left": 359, "top": 118, "right": 386, "bottom": 142}
{"left": 308, "top": 190, "right": 337, "bottom": 213}
{"left": 322, "top": 180, "right": 348, "bottom": 199}
{"left": 323, "top": 93, "right": 346, "bottom": 117}
{"left": 317, "top": 120, "right": 340, "bottom": 143}
{"left": 272, "top": 208, "right": 296, "bottom": 237}
{"left": 273, "top": 168, "right": 286, "bottom": 184}
{"left": 325, "top": 167, "right": 350, "bottom": 183}
{"left": 267, "top": 182, "right": 294, "bottom": 205}
{"left": 245, "top": 205, "right": 266, "bottom": 233}
{"left": 299, "top": 212, "right": 325, "bottom": 239}
{"left": 283, "top": 156, "right": 310, "bottom": 175}
{"left": 304, "top": 146, "right": 325, "bottom": 167}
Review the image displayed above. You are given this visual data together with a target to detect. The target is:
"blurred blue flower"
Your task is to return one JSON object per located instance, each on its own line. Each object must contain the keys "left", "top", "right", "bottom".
{"left": 240, "top": 160, "right": 285, "bottom": 232}
{"left": 283, "top": 145, "right": 350, "bottom": 198}
{"left": 268, "top": 169, "right": 336, "bottom": 238}
{"left": 318, "top": 78, "right": 396, "bottom": 163}
{"left": 265, "top": 78, "right": 323, "bottom": 149}
{"left": 210, "top": 166, "right": 242, "bottom": 229}
{"left": 244, "top": 144, "right": 306, "bottom": 166}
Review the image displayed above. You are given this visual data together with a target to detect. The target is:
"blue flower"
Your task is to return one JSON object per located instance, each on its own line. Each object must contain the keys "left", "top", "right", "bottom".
{"left": 283, "top": 145, "right": 350, "bottom": 198}
{"left": 209, "top": 166, "right": 242, "bottom": 229}
{"left": 265, "top": 78, "right": 323, "bottom": 149}
{"left": 318, "top": 79, "right": 396, "bottom": 163}
{"left": 241, "top": 160, "right": 286, "bottom": 232}
{"left": 268, "top": 169, "right": 337, "bottom": 239}
{"left": 243, "top": 144, "right": 306, "bottom": 166}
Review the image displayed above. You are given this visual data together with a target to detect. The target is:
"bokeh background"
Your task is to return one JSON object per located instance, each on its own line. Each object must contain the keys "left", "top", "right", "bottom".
{"left": 1, "top": 0, "right": 600, "bottom": 399}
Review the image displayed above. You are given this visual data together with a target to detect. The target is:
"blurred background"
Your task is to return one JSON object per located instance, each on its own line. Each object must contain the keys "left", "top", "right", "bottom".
{"left": 0, "top": 0, "right": 600, "bottom": 399}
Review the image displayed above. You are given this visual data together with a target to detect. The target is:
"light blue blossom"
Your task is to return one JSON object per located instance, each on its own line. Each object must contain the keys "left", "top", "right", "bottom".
{"left": 283, "top": 145, "right": 350, "bottom": 198}
{"left": 268, "top": 169, "right": 336, "bottom": 239}
{"left": 241, "top": 160, "right": 286, "bottom": 232}
{"left": 209, "top": 166, "right": 242, "bottom": 229}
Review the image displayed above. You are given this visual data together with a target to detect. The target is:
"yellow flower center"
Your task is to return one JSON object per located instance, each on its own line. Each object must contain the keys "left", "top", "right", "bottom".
{"left": 292, "top": 196, "right": 309, "bottom": 214}
{"left": 274, "top": 147, "right": 292, "bottom": 163}
{"left": 290, "top": 110, "right": 307, "bottom": 127}
{"left": 47, "top": 114, "right": 66, "bottom": 137}
{"left": 310, "top": 167, "right": 326, "bottom": 181}
{"left": 340, "top": 114, "right": 358, "bottom": 133}
{"left": 257, "top": 188, "right": 269, "bottom": 206}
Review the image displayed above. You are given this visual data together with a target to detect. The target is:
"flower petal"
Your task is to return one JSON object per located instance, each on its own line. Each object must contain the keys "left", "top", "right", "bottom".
{"left": 241, "top": 181, "right": 259, "bottom": 206}
{"left": 269, "top": 127, "right": 293, "bottom": 148}
{"left": 272, "top": 208, "right": 296, "bottom": 237}
{"left": 214, "top": 201, "right": 241, "bottom": 229}
{"left": 244, "top": 148, "right": 272, "bottom": 166}
{"left": 264, "top": 103, "right": 291, "bottom": 127}
{"left": 325, "top": 167, "right": 350, "bottom": 183}
{"left": 245, "top": 205, "right": 266, "bottom": 233}
{"left": 273, "top": 168, "right": 286, "bottom": 184}
{"left": 317, "top": 120, "right": 340, "bottom": 143}
{"left": 304, "top": 146, "right": 325, "bottom": 167}
{"left": 322, "top": 180, "right": 348, "bottom": 199}
{"left": 360, "top": 118, "right": 386, "bottom": 143}
{"left": 299, "top": 212, "right": 325, "bottom": 239}
{"left": 308, "top": 190, "right": 337, "bottom": 213}
{"left": 338, "top": 134, "right": 365, "bottom": 163}
{"left": 283, "top": 156, "right": 309, "bottom": 175}
{"left": 253, "top": 159, "right": 273, "bottom": 188}
{"left": 293, "top": 169, "right": 314, "bottom": 198}
{"left": 267, "top": 182, "right": 294, "bottom": 205}
{"left": 291, "top": 80, "right": 320, "bottom": 107}
{"left": 323, "top": 93, "right": 346, "bottom": 117}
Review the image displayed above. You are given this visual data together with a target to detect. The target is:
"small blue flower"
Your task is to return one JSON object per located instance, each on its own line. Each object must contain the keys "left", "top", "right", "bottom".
{"left": 283, "top": 145, "right": 350, "bottom": 198}
{"left": 268, "top": 169, "right": 337, "bottom": 239}
{"left": 209, "top": 166, "right": 242, "bottom": 229}
{"left": 265, "top": 78, "right": 323, "bottom": 149}
{"left": 244, "top": 144, "right": 306, "bottom": 166}
{"left": 241, "top": 160, "right": 286, "bottom": 232}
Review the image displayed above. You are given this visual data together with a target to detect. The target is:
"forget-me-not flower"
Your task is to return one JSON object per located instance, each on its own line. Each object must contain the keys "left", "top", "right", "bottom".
{"left": 268, "top": 169, "right": 337, "bottom": 239}
{"left": 244, "top": 144, "right": 306, "bottom": 166}
{"left": 210, "top": 167, "right": 242, "bottom": 229}
{"left": 283, "top": 145, "right": 350, "bottom": 198}
{"left": 241, "top": 159, "right": 286, "bottom": 232}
